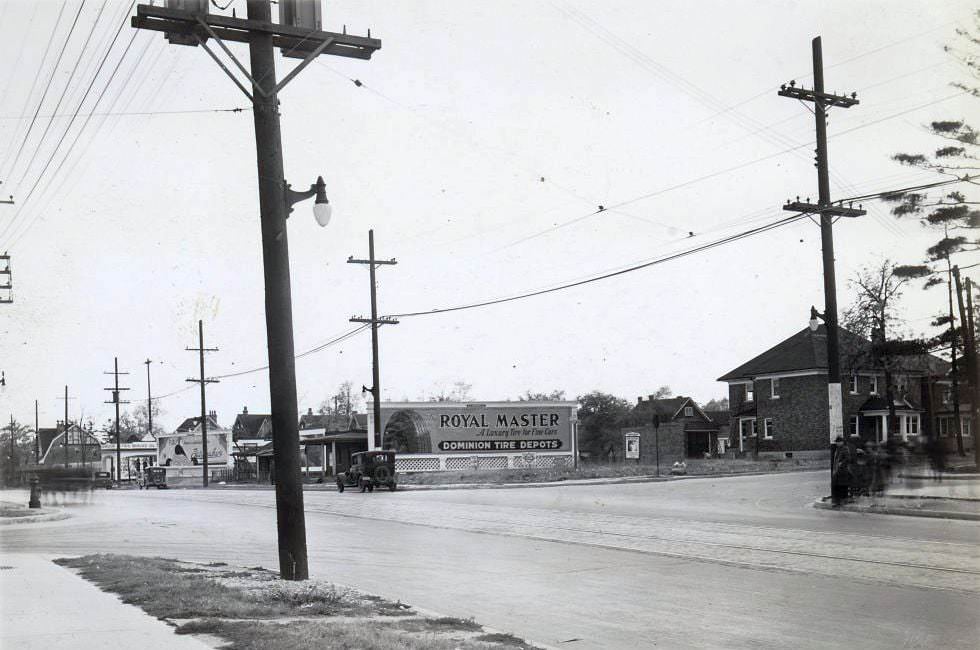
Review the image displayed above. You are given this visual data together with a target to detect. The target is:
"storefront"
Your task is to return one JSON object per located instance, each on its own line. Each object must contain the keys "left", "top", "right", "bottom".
{"left": 369, "top": 401, "right": 578, "bottom": 472}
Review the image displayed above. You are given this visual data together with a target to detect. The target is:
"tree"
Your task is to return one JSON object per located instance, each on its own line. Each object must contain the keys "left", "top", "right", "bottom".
{"left": 576, "top": 391, "right": 631, "bottom": 461}
{"left": 650, "top": 385, "right": 673, "bottom": 399}
{"left": 840, "top": 260, "right": 930, "bottom": 443}
{"left": 427, "top": 381, "right": 473, "bottom": 403}
{"left": 885, "top": 18, "right": 979, "bottom": 457}
{"left": 702, "top": 397, "right": 730, "bottom": 411}
{"left": 319, "top": 381, "right": 360, "bottom": 416}
{"left": 519, "top": 389, "right": 567, "bottom": 401}
{"left": 1, "top": 419, "right": 35, "bottom": 485}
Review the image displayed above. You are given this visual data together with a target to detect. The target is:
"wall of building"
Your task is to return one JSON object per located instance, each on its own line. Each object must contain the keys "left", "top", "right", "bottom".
{"left": 618, "top": 422, "right": 687, "bottom": 466}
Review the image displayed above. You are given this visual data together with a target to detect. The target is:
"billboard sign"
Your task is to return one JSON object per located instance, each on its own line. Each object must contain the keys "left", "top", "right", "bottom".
{"left": 378, "top": 402, "right": 576, "bottom": 455}
{"left": 158, "top": 432, "right": 229, "bottom": 466}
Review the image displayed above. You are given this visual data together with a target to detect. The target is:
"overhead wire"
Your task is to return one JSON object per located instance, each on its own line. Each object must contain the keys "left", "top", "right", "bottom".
{"left": 387, "top": 177, "right": 970, "bottom": 319}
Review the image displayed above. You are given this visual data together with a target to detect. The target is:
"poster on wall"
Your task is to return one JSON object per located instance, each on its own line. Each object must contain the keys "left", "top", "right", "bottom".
{"left": 158, "top": 432, "right": 228, "bottom": 467}
{"left": 624, "top": 432, "right": 641, "bottom": 459}
{"left": 379, "top": 403, "right": 576, "bottom": 455}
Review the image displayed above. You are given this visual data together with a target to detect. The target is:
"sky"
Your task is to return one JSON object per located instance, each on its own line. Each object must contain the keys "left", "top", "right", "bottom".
{"left": 0, "top": 0, "right": 977, "bottom": 432}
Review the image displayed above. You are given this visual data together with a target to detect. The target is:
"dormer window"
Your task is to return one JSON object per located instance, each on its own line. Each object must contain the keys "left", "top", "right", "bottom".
{"left": 771, "top": 377, "right": 780, "bottom": 399}
{"left": 684, "top": 406, "right": 693, "bottom": 417}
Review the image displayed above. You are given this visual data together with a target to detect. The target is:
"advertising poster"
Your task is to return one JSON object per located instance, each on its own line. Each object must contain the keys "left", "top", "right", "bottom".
{"left": 625, "top": 432, "right": 641, "bottom": 459}
{"left": 158, "top": 432, "right": 228, "bottom": 466}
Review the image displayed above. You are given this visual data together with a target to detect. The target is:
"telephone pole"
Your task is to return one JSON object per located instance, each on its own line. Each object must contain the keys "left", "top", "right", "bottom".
{"left": 954, "top": 267, "right": 977, "bottom": 459}
{"left": 103, "top": 359, "right": 130, "bottom": 483}
{"left": 966, "top": 277, "right": 980, "bottom": 468}
{"left": 144, "top": 359, "right": 154, "bottom": 438}
{"left": 34, "top": 399, "right": 39, "bottom": 464}
{"left": 186, "top": 320, "right": 219, "bottom": 487}
{"left": 132, "top": 0, "right": 381, "bottom": 581}
{"left": 349, "top": 229, "right": 398, "bottom": 448}
{"left": 55, "top": 387, "right": 76, "bottom": 468}
{"left": 778, "top": 37, "right": 865, "bottom": 448}
{"left": 0, "top": 253, "right": 12, "bottom": 304}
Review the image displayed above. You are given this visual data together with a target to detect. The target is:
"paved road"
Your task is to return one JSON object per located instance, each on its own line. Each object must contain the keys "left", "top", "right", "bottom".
{"left": 2, "top": 472, "right": 978, "bottom": 649}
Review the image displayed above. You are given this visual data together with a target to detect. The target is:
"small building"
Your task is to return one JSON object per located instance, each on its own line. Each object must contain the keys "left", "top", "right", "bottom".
{"left": 622, "top": 395, "right": 730, "bottom": 464}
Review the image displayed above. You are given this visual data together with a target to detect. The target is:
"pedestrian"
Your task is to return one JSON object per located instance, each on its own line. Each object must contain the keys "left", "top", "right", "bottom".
{"left": 830, "top": 435, "right": 851, "bottom": 507}
{"left": 852, "top": 447, "right": 869, "bottom": 498}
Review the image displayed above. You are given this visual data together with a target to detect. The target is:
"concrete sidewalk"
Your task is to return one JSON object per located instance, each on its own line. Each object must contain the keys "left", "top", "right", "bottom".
{"left": 0, "top": 554, "right": 212, "bottom": 650}
{"left": 814, "top": 475, "right": 980, "bottom": 520}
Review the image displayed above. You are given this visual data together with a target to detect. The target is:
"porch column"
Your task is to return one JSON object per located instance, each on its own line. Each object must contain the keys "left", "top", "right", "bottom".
{"left": 322, "top": 443, "right": 327, "bottom": 479}
{"left": 881, "top": 415, "right": 887, "bottom": 443}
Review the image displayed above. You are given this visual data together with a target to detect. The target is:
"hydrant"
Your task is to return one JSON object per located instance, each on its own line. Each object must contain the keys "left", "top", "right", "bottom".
{"left": 28, "top": 476, "right": 41, "bottom": 509}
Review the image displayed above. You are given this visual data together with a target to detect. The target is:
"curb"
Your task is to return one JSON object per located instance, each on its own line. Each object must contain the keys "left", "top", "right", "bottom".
{"left": 0, "top": 507, "right": 70, "bottom": 526}
{"left": 812, "top": 496, "right": 980, "bottom": 521}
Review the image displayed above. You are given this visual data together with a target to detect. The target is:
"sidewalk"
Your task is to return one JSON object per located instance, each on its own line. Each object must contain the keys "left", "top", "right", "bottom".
{"left": 814, "top": 475, "right": 980, "bottom": 521}
{"left": 0, "top": 554, "right": 213, "bottom": 650}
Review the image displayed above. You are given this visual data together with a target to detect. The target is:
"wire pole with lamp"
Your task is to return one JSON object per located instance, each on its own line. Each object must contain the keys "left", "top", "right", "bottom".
{"left": 186, "top": 320, "right": 219, "bottom": 487}
{"left": 103, "top": 359, "right": 130, "bottom": 483}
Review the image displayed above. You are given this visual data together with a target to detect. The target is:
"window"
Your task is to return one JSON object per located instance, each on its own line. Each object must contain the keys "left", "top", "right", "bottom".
{"left": 764, "top": 418, "right": 775, "bottom": 439}
{"left": 739, "top": 418, "right": 757, "bottom": 437}
{"left": 962, "top": 418, "right": 973, "bottom": 438}
{"left": 745, "top": 384, "right": 754, "bottom": 402}
{"left": 939, "top": 417, "right": 952, "bottom": 438}
{"left": 683, "top": 406, "right": 693, "bottom": 417}
{"left": 849, "top": 373, "right": 859, "bottom": 394}
{"left": 869, "top": 376, "right": 878, "bottom": 395}
{"left": 942, "top": 388, "right": 952, "bottom": 405}
{"left": 771, "top": 377, "right": 780, "bottom": 399}
{"left": 906, "top": 415, "right": 919, "bottom": 436}
{"left": 848, "top": 416, "right": 859, "bottom": 437}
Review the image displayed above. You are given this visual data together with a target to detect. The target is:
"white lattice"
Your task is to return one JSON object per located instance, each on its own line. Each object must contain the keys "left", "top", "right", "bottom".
{"left": 396, "top": 457, "right": 440, "bottom": 472}
{"left": 444, "top": 456, "right": 476, "bottom": 471}
{"left": 478, "top": 456, "right": 508, "bottom": 470}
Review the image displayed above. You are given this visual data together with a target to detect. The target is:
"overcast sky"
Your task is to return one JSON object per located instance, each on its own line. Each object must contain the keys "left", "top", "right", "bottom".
{"left": 0, "top": 0, "right": 976, "bottom": 431}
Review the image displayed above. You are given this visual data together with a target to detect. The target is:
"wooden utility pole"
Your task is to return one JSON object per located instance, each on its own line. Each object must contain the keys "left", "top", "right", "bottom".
{"left": 55, "top": 386, "right": 76, "bottom": 468}
{"left": 966, "top": 277, "right": 980, "bottom": 467}
{"left": 34, "top": 399, "right": 38, "bottom": 464}
{"left": 144, "top": 359, "right": 153, "bottom": 438}
{"left": 778, "top": 37, "right": 865, "bottom": 450}
{"left": 0, "top": 253, "right": 12, "bottom": 304}
{"left": 132, "top": 0, "right": 381, "bottom": 582}
{"left": 954, "top": 267, "right": 977, "bottom": 459}
{"left": 186, "top": 320, "right": 218, "bottom": 487}
{"left": 103, "top": 359, "right": 130, "bottom": 483}
{"left": 349, "top": 229, "right": 398, "bottom": 448}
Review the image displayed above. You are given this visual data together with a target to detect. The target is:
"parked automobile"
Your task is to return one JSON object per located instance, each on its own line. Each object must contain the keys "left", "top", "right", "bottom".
{"left": 336, "top": 451, "right": 397, "bottom": 493}
{"left": 143, "top": 466, "right": 168, "bottom": 489}
{"left": 93, "top": 471, "right": 113, "bottom": 489}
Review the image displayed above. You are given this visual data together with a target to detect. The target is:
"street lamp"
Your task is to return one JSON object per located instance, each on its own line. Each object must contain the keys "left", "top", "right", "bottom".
{"left": 284, "top": 176, "right": 331, "bottom": 227}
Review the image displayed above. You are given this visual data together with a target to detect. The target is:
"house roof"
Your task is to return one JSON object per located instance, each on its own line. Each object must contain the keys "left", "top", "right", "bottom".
{"left": 298, "top": 411, "right": 356, "bottom": 431}
{"left": 631, "top": 395, "right": 714, "bottom": 425}
{"left": 858, "top": 396, "right": 922, "bottom": 412}
{"left": 232, "top": 413, "right": 271, "bottom": 440}
{"left": 703, "top": 410, "right": 731, "bottom": 427}
{"left": 717, "top": 325, "right": 949, "bottom": 381}
{"left": 175, "top": 414, "right": 221, "bottom": 433}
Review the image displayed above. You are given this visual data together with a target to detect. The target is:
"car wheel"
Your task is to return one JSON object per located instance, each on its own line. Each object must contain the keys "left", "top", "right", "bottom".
{"left": 337, "top": 481, "right": 345, "bottom": 493}
{"left": 367, "top": 484, "right": 374, "bottom": 493}
{"left": 388, "top": 482, "right": 397, "bottom": 491}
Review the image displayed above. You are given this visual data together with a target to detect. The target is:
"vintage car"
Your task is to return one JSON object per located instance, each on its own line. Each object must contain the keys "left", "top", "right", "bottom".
{"left": 336, "top": 451, "right": 397, "bottom": 493}
{"left": 143, "top": 466, "right": 168, "bottom": 489}
{"left": 93, "top": 471, "right": 114, "bottom": 489}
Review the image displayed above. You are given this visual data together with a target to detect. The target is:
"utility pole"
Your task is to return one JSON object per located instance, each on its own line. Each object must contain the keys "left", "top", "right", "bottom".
{"left": 947, "top": 260, "right": 963, "bottom": 455}
{"left": 132, "top": 0, "right": 381, "bottom": 582}
{"left": 186, "top": 320, "right": 218, "bottom": 487}
{"left": 966, "top": 277, "right": 980, "bottom": 468}
{"left": 103, "top": 359, "right": 130, "bottom": 483}
{"left": 55, "top": 387, "right": 76, "bottom": 468}
{"left": 0, "top": 252, "right": 12, "bottom": 304}
{"left": 778, "top": 37, "right": 865, "bottom": 450}
{"left": 144, "top": 359, "right": 154, "bottom": 438}
{"left": 34, "top": 399, "right": 39, "bottom": 464}
{"left": 349, "top": 229, "right": 398, "bottom": 448}
{"left": 8, "top": 414, "right": 14, "bottom": 484}
{"left": 954, "top": 267, "right": 974, "bottom": 456}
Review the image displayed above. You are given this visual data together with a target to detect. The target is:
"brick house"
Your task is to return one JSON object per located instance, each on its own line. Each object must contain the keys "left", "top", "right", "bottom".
{"left": 621, "top": 395, "right": 731, "bottom": 463}
{"left": 718, "top": 324, "right": 954, "bottom": 458}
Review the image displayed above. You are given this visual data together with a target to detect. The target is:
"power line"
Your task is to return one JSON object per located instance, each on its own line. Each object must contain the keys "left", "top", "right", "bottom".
{"left": 388, "top": 178, "right": 970, "bottom": 319}
{"left": 0, "top": 107, "right": 245, "bottom": 121}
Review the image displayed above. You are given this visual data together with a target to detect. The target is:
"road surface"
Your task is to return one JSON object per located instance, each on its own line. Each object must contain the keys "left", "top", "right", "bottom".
{"left": 2, "top": 471, "right": 978, "bottom": 648}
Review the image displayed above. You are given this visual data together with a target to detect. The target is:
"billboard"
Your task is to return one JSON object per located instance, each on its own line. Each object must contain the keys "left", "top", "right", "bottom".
{"left": 379, "top": 402, "right": 576, "bottom": 455}
{"left": 624, "top": 432, "right": 640, "bottom": 459}
{"left": 158, "top": 432, "right": 229, "bottom": 466}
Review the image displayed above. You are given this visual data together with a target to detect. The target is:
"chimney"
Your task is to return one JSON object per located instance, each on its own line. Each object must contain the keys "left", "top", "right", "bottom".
{"left": 243, "top": 406, "right": 248, "bottom": 415}
{"left": 209, "top": 410, "right": 217, "bottom": 424}
{"left": 307, "top": 407, "right": 313, "bottom": 416}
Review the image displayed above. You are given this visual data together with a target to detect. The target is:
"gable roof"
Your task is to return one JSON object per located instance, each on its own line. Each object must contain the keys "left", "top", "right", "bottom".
{"left": 176, "top": 414, "right": 221, "bottom": 433}
{"left": 232, "top": 413, "right": 272, "bottom": 440}
{"left": 630, "top": 395, "right": 713, "bottom": 424}
{"left": 717, "top": 325, "right": 948, "bottom": 382}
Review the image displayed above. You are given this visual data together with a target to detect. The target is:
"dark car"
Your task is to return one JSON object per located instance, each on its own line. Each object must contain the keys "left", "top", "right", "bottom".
{"left": 93, "top": 471, "right": 113, "bottom": 489}
{"left": 143, "top": 466, "right": 168, "bottom": 489}
{"left": 336, "top": 451, "right": 397, "bottom": 493}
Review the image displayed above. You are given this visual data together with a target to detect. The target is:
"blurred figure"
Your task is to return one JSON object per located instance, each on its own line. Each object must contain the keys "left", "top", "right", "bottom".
{"left": 926, "top": 436, "right": 945, "bottom": 483}
{"left": 831, "top": 435, "right": 851, "bottom": 507}
{"left": 870, "top": 442, "right": 890, "bottom": 497}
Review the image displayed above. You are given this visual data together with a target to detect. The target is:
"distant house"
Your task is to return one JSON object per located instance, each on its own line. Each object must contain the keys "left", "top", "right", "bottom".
{"left": 232, "top": 407, "right": 273, "bottom": 443}
{"left": 37, "top": 422, "right": 101, "bottom": 467}
{"left": 622, "top": 395, "right": 730, "bottom": 462}
{"left": 717, "top": 324, "right": 957, "bottom": 457}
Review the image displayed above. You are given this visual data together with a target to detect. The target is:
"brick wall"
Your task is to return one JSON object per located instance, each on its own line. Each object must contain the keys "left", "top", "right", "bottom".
{"left": 619, "top": 422, "right": 686, "bottom": 465}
